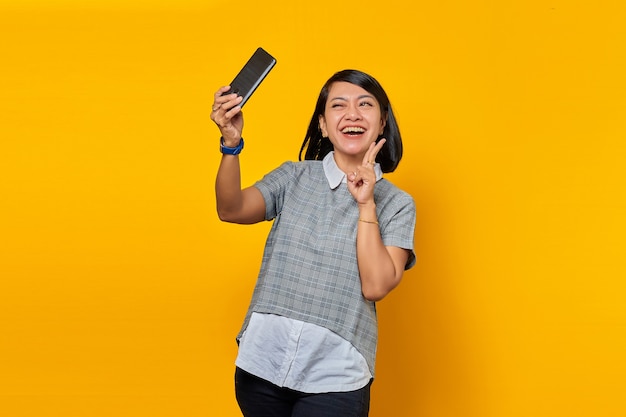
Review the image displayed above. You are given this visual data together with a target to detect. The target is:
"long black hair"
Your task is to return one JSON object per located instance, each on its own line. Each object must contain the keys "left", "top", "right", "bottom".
{"left": 299, "top": 69, "right": 403, "bottom": 173}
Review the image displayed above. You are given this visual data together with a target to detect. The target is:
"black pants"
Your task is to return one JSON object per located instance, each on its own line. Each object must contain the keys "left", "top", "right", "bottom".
{"left": 235, "top": 367, "right": 371, "bottom": 417}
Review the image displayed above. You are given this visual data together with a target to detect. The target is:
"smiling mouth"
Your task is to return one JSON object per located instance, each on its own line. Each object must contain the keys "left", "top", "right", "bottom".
{"left": 341, "top": 126, "right": 366, "bottom": 135}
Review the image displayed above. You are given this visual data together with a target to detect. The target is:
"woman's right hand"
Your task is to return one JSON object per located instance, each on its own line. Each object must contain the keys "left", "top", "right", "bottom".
{"left": 210, "top": 86, "right": 244, "bottom": 147}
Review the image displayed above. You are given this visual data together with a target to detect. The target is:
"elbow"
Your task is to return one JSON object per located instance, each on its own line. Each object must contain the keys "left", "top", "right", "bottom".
{"left": 216, "top": 206, "right": 238, "bottom": 223}
{"left": 362, "top": 290, "right": 387, "bottom": 302}
{"left": 217, "top": 206, "right": 263, "bottom": 225}
{"left": 361, "top": 275, "right": 402, "bottom": 302}
{"left": 216, "top": 207, "right": 229, "bottom": 222}
{"left": 361, "top": 284, "right": 393, "bottom": 302}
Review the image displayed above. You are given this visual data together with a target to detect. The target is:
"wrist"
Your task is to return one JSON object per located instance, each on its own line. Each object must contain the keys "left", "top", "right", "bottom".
{"left": 358, "top": 201, "right": 377, "bottom": 212}
{"left": 221, "top": 136, "right": 241, "bottom": 147}
{"left": 358, "top": 202, "right": 377, "bottom": 220}
{"left": 220, "top": 137, "right": 244, "bottom": 155}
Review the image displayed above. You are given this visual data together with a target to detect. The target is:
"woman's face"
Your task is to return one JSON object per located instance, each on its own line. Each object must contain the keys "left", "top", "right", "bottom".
{"left": 319, "top": 81, "right": 386, "bottom": 160}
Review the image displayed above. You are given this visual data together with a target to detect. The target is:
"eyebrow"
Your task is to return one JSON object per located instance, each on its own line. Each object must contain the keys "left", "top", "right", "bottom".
{"left": 329, "top": 94, "right": 376, "bottom": 101}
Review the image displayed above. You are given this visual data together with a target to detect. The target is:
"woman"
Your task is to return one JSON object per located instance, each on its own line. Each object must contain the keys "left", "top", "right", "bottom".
{"left": 212, "top": 69, "right": 416, "bottom": 417}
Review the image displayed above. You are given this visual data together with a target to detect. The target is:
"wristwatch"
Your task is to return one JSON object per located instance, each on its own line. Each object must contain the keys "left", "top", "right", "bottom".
{"left": 220, "top": 137, "right": 244, "bottom": 155}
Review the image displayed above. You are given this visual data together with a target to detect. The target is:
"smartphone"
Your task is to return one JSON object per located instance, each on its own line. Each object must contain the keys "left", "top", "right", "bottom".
{"left": 221, "top": 47, "right": 277, "bottom": 108}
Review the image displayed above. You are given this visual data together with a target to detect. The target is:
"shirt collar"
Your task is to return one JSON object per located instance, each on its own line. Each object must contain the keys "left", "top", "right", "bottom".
{"left": 322, "top": 151, "right": 383, "bottom": 190}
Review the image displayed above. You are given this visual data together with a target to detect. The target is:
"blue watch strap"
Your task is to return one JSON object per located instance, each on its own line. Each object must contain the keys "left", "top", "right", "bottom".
{"left": 220, "top": 137, "right": 244, "bottom": 155}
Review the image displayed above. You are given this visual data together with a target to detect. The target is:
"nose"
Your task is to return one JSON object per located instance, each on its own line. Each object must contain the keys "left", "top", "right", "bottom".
{"left": 345, "top": 102, "right": 362, "bottom": 120}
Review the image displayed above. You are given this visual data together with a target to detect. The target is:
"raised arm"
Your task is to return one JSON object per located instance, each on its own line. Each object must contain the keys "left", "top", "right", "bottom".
{"left": 347, "top": 140, "right": 410, "bottom": 301}
{"left": 211, "top": 87, "right": 266, "bottom": 224}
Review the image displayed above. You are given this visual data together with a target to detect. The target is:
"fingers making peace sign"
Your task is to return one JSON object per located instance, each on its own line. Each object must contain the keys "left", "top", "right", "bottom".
{"left": 347, "top": 138, "right": 387, "bottom": 205}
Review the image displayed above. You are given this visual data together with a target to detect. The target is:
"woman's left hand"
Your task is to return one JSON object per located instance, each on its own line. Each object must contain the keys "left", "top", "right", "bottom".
{"left": 347, "top": 139, "right": 386, "bottom": 205}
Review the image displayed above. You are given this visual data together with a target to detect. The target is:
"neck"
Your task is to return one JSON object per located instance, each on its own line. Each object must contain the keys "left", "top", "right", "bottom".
{"left": 332, "top": 152, "right": 364, "bottom": 175}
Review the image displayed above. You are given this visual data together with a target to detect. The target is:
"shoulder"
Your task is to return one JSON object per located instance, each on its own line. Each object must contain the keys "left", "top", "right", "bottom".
{"left": 265, "top": 160, "right": 323, "bottom": 179}
{"left": 376, "top": 179, "right": 415, "bottom": 206}
{"left": 256, "top": 160, "right": 323, "bottom": 189}
{"left": 270, "top": 159, "right": 322, "bottom": 172}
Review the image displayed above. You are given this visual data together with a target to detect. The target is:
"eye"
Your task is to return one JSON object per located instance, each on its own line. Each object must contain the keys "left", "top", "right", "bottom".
{"left": 359, "top": 101, "right": 374, "bottom": 107}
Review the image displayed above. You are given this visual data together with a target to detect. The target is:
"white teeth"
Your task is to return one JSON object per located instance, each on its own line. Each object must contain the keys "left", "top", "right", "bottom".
{"left": 342, "top": 126, "right": 365, "bottom": 133}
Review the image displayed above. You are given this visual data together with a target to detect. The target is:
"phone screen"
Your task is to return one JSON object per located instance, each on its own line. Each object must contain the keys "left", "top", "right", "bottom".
{"left": 222, "top": 47, "right": 276, "bottom": 108}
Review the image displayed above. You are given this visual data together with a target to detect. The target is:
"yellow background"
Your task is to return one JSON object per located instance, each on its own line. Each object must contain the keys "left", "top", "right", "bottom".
{"left": 1, "top": 0, "right": 625, "bottom": 416}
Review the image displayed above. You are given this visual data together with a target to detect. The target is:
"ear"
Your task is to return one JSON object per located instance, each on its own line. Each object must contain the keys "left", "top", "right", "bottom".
{"left": 379, "top": 114, "right": 387, "bottom": 135}
{"left": 319, "top": 115, "right": 328, "bottom": 138}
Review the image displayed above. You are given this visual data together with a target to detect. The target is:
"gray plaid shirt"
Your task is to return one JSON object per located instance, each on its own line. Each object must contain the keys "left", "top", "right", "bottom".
{"left": 237, "top": 152, "right": 416, "bottom": 375}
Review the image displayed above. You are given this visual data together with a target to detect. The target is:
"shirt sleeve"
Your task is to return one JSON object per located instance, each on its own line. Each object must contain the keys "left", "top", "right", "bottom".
{"left": 253, "top": 161, "right": 294, "bottom": 221}
{"left": 380, "top": 191, "right": 417, "bottom": 270}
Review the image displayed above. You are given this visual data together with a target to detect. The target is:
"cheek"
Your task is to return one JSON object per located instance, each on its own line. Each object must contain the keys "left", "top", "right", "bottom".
{"left": 323, "top": 115, "right": 339, "bottom": 131}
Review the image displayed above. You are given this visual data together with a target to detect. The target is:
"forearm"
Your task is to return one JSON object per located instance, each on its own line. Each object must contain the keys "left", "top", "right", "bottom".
{"left": 215, "top": 154, "right": 243, "bottom": 221}
{"left": 356, "top": 203, "right": 402, "bottom": 301}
